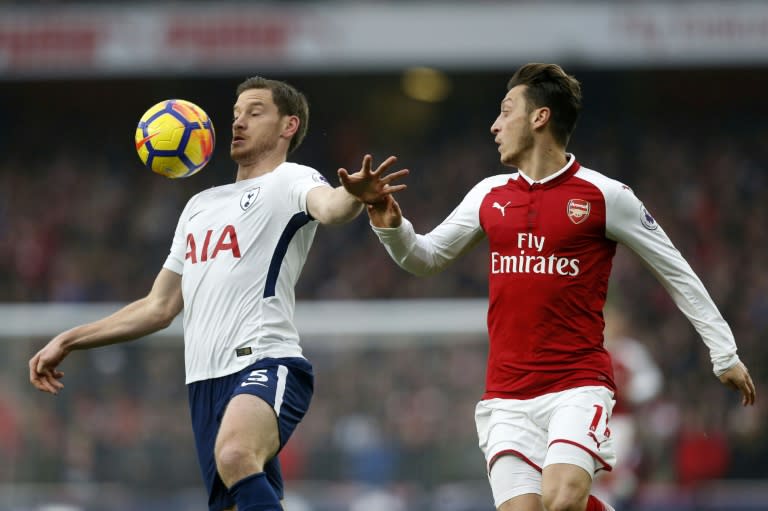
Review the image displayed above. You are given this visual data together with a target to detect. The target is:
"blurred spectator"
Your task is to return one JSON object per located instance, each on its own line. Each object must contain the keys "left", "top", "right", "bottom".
{"left": 675, "top": 405, "right": 731, "bottom": 486}
{"left": 594, "top": 305, "right": 663, "bottom": 509}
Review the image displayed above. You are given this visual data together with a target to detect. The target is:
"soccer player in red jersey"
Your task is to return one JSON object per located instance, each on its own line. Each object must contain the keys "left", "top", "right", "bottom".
{"left": 340, "top": 63, "right": 756, "bottom": 511}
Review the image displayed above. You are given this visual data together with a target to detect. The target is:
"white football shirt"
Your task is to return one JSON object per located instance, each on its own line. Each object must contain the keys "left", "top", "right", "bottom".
{"left": 163, "top": 162, "right": 329, "bottom": 383}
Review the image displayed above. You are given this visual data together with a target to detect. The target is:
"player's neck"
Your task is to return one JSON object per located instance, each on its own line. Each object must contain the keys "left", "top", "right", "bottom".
{"left": 235, "top": 153, "right": 287, "bottom": 181}
{"left": 517, "top": 144, "right": 568, "bottom": 182}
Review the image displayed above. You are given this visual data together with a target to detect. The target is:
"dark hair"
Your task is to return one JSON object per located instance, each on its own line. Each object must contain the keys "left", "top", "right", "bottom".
{"left": 507, "top": 63, "right": 582, "bottom": 146}
{"left": 236, "top": 76, "right": 309, "bottom": 154}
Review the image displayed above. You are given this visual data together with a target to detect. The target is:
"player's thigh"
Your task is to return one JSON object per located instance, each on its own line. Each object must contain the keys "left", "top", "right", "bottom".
{"left": 497, "top": 494, "right": 544, "bottom": 511}
{"left": 491, "top": 454, "right": 545, "bottom": 511}
{"left": 216, "top": 393, "right": 280, "bottom": 463}
{"left": 540, "top": 387, "right": 615, "bottom": 509}
{"left": 541, "top": 462, "right": 592, "bottom": 510}
{"left": 476, "top": 399, "right": 549, "bottom": 471}
{"left": 546, "top": 386, "right": 616, "bottom": 474}
{"left": 216, "top": 357, "right": 313, "bottom": 466}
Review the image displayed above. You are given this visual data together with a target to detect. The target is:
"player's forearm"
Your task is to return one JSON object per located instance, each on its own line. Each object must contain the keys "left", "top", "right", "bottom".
{"left": 58, "top": 298, "right": 176, "bottom": 353}
{"left": 372, "top": 218, "right": 449, "bottom": 276}
{"left": 608, "top": 190, "right": 740, "bottom": 376}
{"left": 632, "top": 239, "right": 739, "bottom": 375}
{"left": 313, "top": 186, "right": 364, "bottom": 225}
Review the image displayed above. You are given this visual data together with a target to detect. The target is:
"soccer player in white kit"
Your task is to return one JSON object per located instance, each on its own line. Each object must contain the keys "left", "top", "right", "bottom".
{"left": 29, "top": 77, "right": 407, "bottom": 511}
{"left": 341, "top": 63, "right": 757, "bottom": 511}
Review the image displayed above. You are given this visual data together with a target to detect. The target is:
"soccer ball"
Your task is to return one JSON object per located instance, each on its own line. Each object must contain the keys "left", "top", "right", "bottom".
{"left": 135, "top": 99, "right": 216, "bottom": 178}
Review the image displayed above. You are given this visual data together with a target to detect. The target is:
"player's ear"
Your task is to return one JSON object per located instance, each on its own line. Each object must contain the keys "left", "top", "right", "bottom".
{"left": 281, "top": 115, "right": 300, "bottom": 140}
{"left": 530, "top": 107, "right": 550, "bottom": 130}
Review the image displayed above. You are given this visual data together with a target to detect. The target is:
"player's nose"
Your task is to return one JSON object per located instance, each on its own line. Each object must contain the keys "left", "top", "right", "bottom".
{"left": 232, "top": 114, "right": 246, "bottom": 130}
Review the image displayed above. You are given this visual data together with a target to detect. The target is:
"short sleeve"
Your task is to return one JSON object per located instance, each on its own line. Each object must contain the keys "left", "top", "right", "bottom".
{"left": 285, "top": 164, "right": 331, "bottom": 215}
{"left": 163, "top": 197, "right": 195, "bottom": 275}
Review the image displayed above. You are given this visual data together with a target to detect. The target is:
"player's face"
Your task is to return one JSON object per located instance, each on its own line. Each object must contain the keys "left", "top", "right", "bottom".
{"left": 490, "top": 85, "right": 535, "bottom": 167}
{"left": 231, "top": 88, "right": 287, "bottom": 163}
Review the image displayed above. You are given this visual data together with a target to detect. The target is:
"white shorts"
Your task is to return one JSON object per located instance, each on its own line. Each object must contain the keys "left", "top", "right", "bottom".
{"left": 476, "top": 386, "right": 616, "bottom": 505}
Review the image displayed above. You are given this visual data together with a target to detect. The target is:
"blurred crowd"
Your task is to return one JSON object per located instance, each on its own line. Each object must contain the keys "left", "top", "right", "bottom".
{"left": 0, "top": 68, "right": 767, "bottom": 508}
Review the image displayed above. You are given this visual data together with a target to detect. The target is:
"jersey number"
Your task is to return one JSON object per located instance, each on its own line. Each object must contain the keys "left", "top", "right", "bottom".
{"left": 241, "top": 369, "right": 269, "bottom": 387}
{"left": 587, "top": 404, "right": 611, "bottom": 448}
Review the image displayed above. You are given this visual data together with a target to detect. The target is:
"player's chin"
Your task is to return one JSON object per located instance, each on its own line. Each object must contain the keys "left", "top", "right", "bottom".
{"left": 230, "top": 146, "right": 248, "bottom": 162}
{"left": 500, "top": 153, "right": 515, "bottom": 167}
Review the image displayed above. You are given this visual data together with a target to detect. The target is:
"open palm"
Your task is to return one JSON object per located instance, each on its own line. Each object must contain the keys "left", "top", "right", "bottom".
{"left": 338, "top": 154, "right": 409, "bottom": 204}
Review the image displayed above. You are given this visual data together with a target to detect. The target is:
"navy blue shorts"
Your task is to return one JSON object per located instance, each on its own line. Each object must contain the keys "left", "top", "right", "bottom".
{"left": 188, "top": 357, "right": 314, "bottom": 511}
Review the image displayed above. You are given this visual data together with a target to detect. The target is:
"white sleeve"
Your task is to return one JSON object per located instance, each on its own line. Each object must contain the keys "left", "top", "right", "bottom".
{"left": 605, "top": 186, "right": 739, "bottom": 376}
{"left": 371, "top": 180, "right": 488, "bottom": 276}
{"left": 163, "top": 197, "right": 194, "bottom": 275}
{"left": 286, "top": 164, "right": 331, "bottom": 216}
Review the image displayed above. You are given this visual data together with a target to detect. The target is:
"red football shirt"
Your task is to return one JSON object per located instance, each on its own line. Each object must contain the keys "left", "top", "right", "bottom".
{"left": 479, "top": 159, "right": 616, "bottom": 398}
{"left": 372, "top": 154, "right": 739, "bottom": 399}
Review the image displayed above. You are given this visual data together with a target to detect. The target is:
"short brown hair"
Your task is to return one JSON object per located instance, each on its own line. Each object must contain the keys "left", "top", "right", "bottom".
{"left": 236, "top": 76, "right": 309, "bottom": 154}
{"left": 507, "top": 63, "right": 582, "bottom": 146}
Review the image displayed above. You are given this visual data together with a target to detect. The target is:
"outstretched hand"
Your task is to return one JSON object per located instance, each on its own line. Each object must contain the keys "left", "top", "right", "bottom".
{"left": 29, "top": 339, "right": 68, "bottom": 395}
{"left": 338, "top": 154, "right": 409, "bottom": 205}
{"left": 367, "top": 194, "right": 403, "bottom": 228}
{"left": 719, "top": 361, "right": 756, "bottom": 406}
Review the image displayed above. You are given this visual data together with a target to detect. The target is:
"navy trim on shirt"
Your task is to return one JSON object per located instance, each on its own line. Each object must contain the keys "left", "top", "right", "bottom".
{"left": 263, "top": 212, "right": 311, "bottom": 298}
